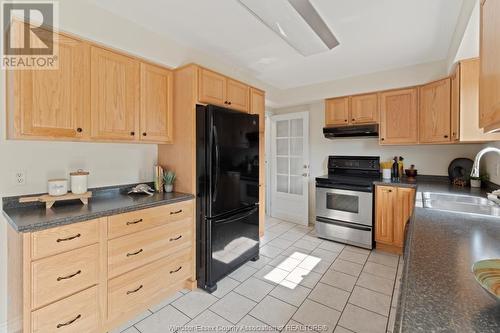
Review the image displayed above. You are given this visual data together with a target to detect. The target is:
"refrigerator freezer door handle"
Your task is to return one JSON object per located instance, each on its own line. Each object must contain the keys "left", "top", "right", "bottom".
{"left": 213, "top": 125, "right": 220, "bottom": 203}
{"left": 214, "top": 206, "right": 259, "bottom": 225}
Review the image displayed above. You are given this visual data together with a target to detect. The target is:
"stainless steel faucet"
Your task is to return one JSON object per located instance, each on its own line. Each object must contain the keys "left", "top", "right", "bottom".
{"left": 471, "top": 147, "right": 500, "bottom": 178}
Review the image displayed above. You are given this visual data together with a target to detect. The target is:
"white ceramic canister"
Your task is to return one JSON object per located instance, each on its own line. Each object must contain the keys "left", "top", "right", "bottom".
{"left": 382, "top": 168, "right": 392, "bottom": 180}
{"left": 70, "top": 169, "right": 89, "bottom": 194}
{"left": 48, "top": 179, "right": 68, "bottom": 196}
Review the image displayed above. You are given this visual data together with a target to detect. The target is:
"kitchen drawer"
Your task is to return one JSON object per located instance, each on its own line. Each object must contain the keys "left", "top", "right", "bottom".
{"left": 108, "top": 247, "right": 192, "bottom": 321}
{"left": 32, "top": 244, "right": 99, "bottom": 309}
{"left": 108, "top": 200, "right": 193, "bottom": 239}
{"left": 31, "top": 219, "right": 99, "bottom": 259}
{"left": 31, "top": 286, "right": 99, "bottom": 333}
{"left": 108, "top": 218, "right": 192, "bottom": 278}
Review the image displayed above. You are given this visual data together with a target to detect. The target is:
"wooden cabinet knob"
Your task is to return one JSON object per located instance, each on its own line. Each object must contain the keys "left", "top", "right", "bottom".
{"left": 130, "top": 131, "right": 135, "bottom": 136}
{"left": 344, "top": 119, "right": 348, "bottom": 122}
{"left": 444, "top": 135, "right": 449, "bottom": 138}
{"left": 76, "top": 127, "right": 83, "bottom": 133}
{"left": 381, "top": 138, "right": 385, "bottom": 141}
{"left": 352, "top": 118, "right": 355, "bottom": 121}
{"left": 142, "top": 132, "right": 147, "bottom": 136}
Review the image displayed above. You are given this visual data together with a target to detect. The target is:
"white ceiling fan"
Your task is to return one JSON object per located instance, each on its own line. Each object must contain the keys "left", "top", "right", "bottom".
{"left": 238, "top": 0, "right": 339, "bottom": 56}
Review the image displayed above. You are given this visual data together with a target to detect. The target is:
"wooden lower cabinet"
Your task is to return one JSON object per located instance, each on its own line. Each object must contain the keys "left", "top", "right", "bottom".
{"left": 108, "top": 247, "right": 192, "bottom": 322}
{"left": 31, "top": 286, "right": 99, "bottom": 333}
{"left": 375, "top": 186, "right": 415, "bottom": 254}
{"left": 7, "top": 200, "right": 196, "bottom": 333}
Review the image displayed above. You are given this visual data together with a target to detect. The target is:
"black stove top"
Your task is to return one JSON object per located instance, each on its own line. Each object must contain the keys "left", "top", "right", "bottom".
{"left": 316, "top": 156, "right": 381, "bottom": 192}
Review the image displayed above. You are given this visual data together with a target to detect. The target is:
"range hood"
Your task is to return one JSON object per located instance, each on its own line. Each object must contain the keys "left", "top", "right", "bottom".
{"left": 323, "top": 124, "right": 379, "bottom": 138}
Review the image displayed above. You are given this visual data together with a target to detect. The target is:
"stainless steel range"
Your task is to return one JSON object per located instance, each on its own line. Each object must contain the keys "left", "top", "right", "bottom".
{"left": 315, "top": 156, "right": 380, "bottom": 249}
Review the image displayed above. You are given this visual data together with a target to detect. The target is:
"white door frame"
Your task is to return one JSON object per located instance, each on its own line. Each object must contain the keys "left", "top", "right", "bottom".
{"left": 269, "top": 111, "right": 309, "bottom": 225}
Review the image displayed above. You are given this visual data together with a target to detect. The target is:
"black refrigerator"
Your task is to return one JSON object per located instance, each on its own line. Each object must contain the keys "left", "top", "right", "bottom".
{"left": 196, "top": 104, "right": 260, "bottom": 292}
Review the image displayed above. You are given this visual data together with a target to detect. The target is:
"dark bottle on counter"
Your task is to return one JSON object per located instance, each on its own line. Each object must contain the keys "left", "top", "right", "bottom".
{"left": 392, "top": 156, "right": 399, "bottom": 182}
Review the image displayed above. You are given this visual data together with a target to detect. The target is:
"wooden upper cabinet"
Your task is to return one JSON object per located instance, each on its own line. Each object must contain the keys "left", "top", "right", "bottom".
{"left": 140, "top": 63, "right": 173, "bottom": 143}
{"left": 458, "top": 58, "right": 500, "bottom": 142}
{"left": 451, "top": 67, "right": 460, "bottom": 141}
{"left": 419, "top": 78, "right": 451, "bottom": 143}
{"left": 325, "top": 97, "right": 349, "bottom": 126}
{"left": 379, "top": 88, "right": 418, "bottom": 144}
{"left": 351, "top": 93, "right": 379, "bottom": 124}
{"left": 250, "top": 88, "right": 265, "bottom": 132}
{"left": 394, "top": 187, "right": 415, "bottom": 247}
{"left": 480, "top": 0, "right": 500, "bottom": 132}
{"left": 375, "top": 186, "right": 395, "bottom": 244}
{"left": 90, "top": 46, "right": 140, "bottom": 140}
{"left": 9, "top": 33, "right": 90, "bottom": 139}
{"left": 226, "top": 78, "right": 250, "bottom": 112}
{"left": 198, "top": 68, "right": 226, "bottom": 106}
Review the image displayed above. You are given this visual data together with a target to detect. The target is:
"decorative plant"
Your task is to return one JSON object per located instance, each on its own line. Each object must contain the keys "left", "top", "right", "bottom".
{"left": 163, "top": 171, "right": 176, "bottom": 185}
{"left": 468, "top": 174, "right": 489, "bottom": 181}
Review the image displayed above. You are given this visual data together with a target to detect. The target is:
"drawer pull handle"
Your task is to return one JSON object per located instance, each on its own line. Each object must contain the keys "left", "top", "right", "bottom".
{"left": 170, "top": 235, "right": 182, "bottom": 241}
{"left": 170, "top": 209, "right": 183, "bottom": 215}
{"left": 56, "top": 314, "right": 81, "bottom": 328}
{"left": 57, "top": 270, "right": 82, "bottom": 281}
{"left": 127, "top": 285, "right": 143, "bottom": 295}
{"left": 170, "top": 266, "right": 182, "bottom": 274}
{"left": 126, "top": 218, "right": 143, "bottom": 225}
{"left": 126, "top": 249, "right": 143, "bottom": 257}
{"left": 56, "top": 233, "right": 81, "bottom": 243}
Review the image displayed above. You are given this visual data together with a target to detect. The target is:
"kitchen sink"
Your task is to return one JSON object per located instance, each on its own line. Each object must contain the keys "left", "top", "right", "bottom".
{"left": 422, "top": 192, "right": 500, "bottom": 217}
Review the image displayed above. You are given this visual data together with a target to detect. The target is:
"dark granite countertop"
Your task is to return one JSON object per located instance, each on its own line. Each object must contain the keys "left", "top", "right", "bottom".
{"left": 2, "top": 185, "right": 194, "bottom": 232}
{"left": 392, "top": 180, "right": 500, "bottom": 333}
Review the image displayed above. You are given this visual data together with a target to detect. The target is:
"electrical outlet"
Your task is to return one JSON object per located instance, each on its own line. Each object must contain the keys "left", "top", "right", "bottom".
{"left": 15, "top": 171, "right": 26, "bottom": 185}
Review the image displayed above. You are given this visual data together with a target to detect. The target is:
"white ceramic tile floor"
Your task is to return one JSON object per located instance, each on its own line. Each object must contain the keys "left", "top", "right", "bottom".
{"left": 116, "top": 219, "right": 402, "bottom": 333}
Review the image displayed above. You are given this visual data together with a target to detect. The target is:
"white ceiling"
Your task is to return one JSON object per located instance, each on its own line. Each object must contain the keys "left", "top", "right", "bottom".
{"left": 86, "top": 0, "right": 465, "bottom": 90}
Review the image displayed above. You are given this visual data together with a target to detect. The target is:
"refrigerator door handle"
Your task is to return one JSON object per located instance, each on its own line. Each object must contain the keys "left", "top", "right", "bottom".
{"left": 212, "top": 125, "right": 220, "bottom": 202}
{"left": 214, "top": 206, "right": 258, "bottom": 225}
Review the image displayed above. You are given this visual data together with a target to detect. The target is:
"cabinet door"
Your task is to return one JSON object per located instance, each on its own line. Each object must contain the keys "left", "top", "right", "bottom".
{"left": 394, "top": 188, "right": 415, "bottom": 247}
{"left": 250, "top": 88, "right": 265, "bottom": 132}
{"left": 140, "top": 63, "right": 173, "bottom": 143}
{"left": 379, "top": 88, "right": 418, "bottom": 144}
{"left": 12, "top": 33, "right": 90, "bottom": 139}
{"left": 480, "top": 0, "right": 500, "bottom": 132}
{"left": 451, "top": 67, "right": 460, "bottom": 142}
{"left": 325, "top": 97, "right": 349, "bottom": 126}
{"left": 459, "top": 58, "right": 500, "bottom": 141}
{"left": 375, "top": 186, "right": 395, "bottom": 244}
{"left": 419, "top": 78, "right": 451, "bottom": 143}
{"left": 227, "top": 78, "right": 250, "bottom": 112}
{"left": 351, "top": 93, "right": 378, "bottom": 124}
{"left": 198, "top": 68, "right": 226, "bottom": 106}
{"left": 90, "top": 46, "right": 140, "bottom": 140}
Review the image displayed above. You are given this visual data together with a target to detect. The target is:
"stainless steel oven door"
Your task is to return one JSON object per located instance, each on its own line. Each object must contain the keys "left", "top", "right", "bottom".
{"left": 316, "top": 187, "right": 372, "bottom": 226}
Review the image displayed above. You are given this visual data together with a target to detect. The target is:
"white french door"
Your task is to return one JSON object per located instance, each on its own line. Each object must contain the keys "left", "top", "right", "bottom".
{"left": 270, "top": 112, "right": 309, "bottom": 225}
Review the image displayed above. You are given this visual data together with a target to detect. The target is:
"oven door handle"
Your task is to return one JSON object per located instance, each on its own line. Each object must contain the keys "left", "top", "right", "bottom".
{"left": 316, "top": 217, "right": 372, "bottom": 231}
{"left": 316, "top": 184, "right": 372, "bottom": 192}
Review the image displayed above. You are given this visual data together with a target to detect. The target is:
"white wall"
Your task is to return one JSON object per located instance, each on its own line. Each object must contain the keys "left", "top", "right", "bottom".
{"left": 454, "top": 0, "right": 480, "bottom": 62}
{"left": 272, "top": 102, "right": 484, "bottom": 222}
